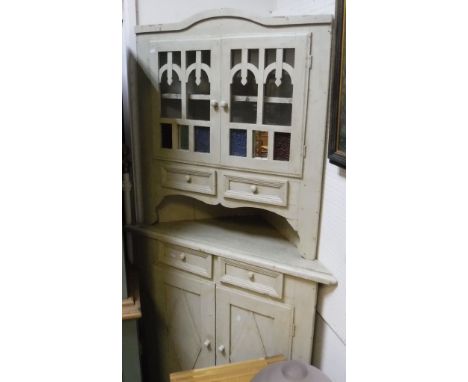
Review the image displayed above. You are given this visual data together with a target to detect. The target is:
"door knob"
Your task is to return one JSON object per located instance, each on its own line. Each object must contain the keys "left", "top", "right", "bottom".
{"left": 218, "top": 345, "right": 225, "bottom": 353}
{"left": 219, "top": 100, "right": 228, "bottom": 109}
{"left": 210, "top": 100, "right": 218, "bottom": 108}
{"left": 204, "top": 339, "right": 211, "bottom": 348}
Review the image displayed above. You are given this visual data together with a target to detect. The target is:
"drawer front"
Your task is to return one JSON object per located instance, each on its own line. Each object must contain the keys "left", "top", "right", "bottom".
{"left": 223, "top": 174, "right": 288, "bottom": 207}
{"left": 161, "top": 165, "right": 216, "bottom": 195}
{"left": 159, "top": 243, "right": 213, "bottom": 279}
{"left": 219, "top": 259, "right": 284, "bottom": 299}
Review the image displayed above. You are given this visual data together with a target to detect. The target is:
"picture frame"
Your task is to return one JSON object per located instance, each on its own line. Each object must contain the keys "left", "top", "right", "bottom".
{"left": 328, "top": 0, "right": 346, "bottom": 169}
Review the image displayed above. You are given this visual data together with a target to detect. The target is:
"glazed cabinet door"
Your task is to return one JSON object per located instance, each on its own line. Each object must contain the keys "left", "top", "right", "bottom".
{"left": 149, "top": 39, "right": 221, "bottom": 165}
{"left": 215, "top": 286, "right": 294, "bottom": 365}
{"left": 220, "top": 34, "right": 311, "bottom": 176}
{"left": 153, "top": 269, "right": 216, "bottom": 376}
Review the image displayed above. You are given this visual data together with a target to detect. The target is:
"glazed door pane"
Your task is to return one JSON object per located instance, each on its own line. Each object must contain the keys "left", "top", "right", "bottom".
{"left": 215, "top": 287, "right": 293, "bottom": 365}
{"left": 220, "top": 34, "right": 311, "bottom": 176}
{"left": 150, "top": 39, "right": 221, "bottom": 165}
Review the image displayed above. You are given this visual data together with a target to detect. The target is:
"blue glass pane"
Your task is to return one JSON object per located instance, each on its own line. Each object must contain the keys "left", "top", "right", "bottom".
{"left": 194, "top": 126, "right": 210, "bottom": 153}
{"left": 230, "top": 129, "right": 247, "bottom": 157}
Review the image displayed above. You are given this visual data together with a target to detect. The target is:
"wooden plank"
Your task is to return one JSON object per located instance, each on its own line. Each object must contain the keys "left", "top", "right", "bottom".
{"left": 170, "top": 355, "right": 285, "bottom": 382}
{"left": 122, "top": 298, "right": 141, "bottom": 320}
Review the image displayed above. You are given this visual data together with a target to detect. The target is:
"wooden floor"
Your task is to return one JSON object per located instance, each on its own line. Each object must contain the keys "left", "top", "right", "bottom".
{"left": 169, "top": 355, "right": 286, "bottom": 382}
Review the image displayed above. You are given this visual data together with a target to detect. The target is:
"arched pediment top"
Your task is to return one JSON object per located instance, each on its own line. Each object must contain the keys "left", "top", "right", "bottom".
{"left": 135, "top": 8, "right": 333, "bottom": 34}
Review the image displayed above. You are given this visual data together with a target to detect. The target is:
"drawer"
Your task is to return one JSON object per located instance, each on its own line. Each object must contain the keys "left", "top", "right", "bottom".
{"left": 159, "top": 243, "right": 213, "bottom": 279}
{"left": 161, "top": 164, "right": 216, "bottom": 195}
{"left": 223, "top": 174, "right": 288, "bottom": 207}
{"left": 219, "top": 259, "right": 284, "bottom": 299}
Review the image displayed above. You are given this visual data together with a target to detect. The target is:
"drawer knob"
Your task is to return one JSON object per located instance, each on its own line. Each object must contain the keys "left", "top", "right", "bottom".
{"left": 185, "top": 175, "right": 192, "bottom": 183}
{"left": 204, "top": 339, "right": 211, "bottom": 348}
{"left": 210, "top": 99, "right": 218, "bottom": 108}
{"left": 248, "top": 271, "right": 255, "bottom": 281}
{"left": 250, "top": 185, "right": 258, "bottom": 194}
{"left": 219, "top": 100, "right": 228, "bottom": 109}
{"left": 179, "top": 253, "right": 186, "bottom": 262}
{"left": 218, "top": 345, "right": 225, "bottom": 353}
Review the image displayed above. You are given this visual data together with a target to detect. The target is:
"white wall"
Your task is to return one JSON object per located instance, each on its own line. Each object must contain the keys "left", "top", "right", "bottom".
{"left": 123, "top": 1, "right": 345, "bottom": 381}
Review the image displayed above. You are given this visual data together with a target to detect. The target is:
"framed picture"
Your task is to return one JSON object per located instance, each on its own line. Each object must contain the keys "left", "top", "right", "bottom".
{"left": 328, "top": 0, "right": 346, "bottom": 169}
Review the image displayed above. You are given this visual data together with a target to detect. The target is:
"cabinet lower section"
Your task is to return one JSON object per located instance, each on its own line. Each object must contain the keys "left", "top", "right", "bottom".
{"left": 136, "top": 234, "right": 321, "bottom": 382}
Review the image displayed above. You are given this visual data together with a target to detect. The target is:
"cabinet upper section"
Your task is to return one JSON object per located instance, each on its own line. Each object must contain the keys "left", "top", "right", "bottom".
{"left": 149, "top": 34, "right": 310, "bottom": 176}
{"left": 136, "top": 10, "right": 333, "bottom": 179}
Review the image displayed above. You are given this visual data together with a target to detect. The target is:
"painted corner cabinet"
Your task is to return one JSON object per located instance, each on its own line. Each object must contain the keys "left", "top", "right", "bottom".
{"left": 130, "top": 9, "right": 336, "bottom": 382}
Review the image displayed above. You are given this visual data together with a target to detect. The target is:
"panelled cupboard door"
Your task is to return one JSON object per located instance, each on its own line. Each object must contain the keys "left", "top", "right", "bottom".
{"left": 157, "top": 270, "right": 216, "bottom": 374}
{"left": 150, "top": 39, "right": 221, "bottom": 165}
{"left": 215, "top": 286, "right": 294, "bottom": 365}
{"left": 220, "top": 34, "right": 311, "bottom": 176}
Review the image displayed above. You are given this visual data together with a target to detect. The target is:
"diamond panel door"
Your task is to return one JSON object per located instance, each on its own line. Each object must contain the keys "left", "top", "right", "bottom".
{"left": 153, "top": 269, "right": 215, "bottom": 379}
{"left": 220, "top": 34, "right": 311, "bottom": 176}
{"left": 150, "top": 39, "right": 221, "bottom": 165}
{"left": 215, "top": 287, "right": 294, "bottom": 365}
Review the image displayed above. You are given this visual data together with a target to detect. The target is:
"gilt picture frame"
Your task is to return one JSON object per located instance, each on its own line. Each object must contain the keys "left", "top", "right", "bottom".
{"left": 328, "top": 0, "right": 346, "bottom": 169}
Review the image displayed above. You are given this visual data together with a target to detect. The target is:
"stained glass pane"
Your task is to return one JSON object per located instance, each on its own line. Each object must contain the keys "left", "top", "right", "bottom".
{"left": 161, "top": 123, "right": 172, "bottom": 149}
{"left": 194, "top": 126, "right": 210, "bottom": 153}
{"left": 273, "top": 132, "right": 290, "bottom": 161}
{"left": 230, "top": 129, "right": 247, "bottom": 157}
{"left": 178, "top": 125, "right": 188, "bottom": 150}
{"left": 253, "top": 131, "right": 268, "bottom": 158}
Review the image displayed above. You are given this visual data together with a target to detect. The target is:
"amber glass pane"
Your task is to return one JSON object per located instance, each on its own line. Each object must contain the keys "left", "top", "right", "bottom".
{"left": 253, "top": 131, "right": 268, "bottom": 158}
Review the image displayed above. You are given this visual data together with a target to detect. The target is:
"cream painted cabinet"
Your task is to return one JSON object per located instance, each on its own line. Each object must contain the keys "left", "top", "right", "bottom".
{"left": 148, "top": 33, "right": 310, "bottom": 175}
{"left": 151, "top": 267, "right": 215, "bottom": 375}
{"left": 219, "top": 34, "right": 310, "bottom": 176}
{"left": 150, "top": 38, "right": 221, "bottom": 165}
{"left": 215, "top": 286, "right": 294, "bottom": 365}
{"left": 132, "top": 9, "right": 336, "bottom": 381}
